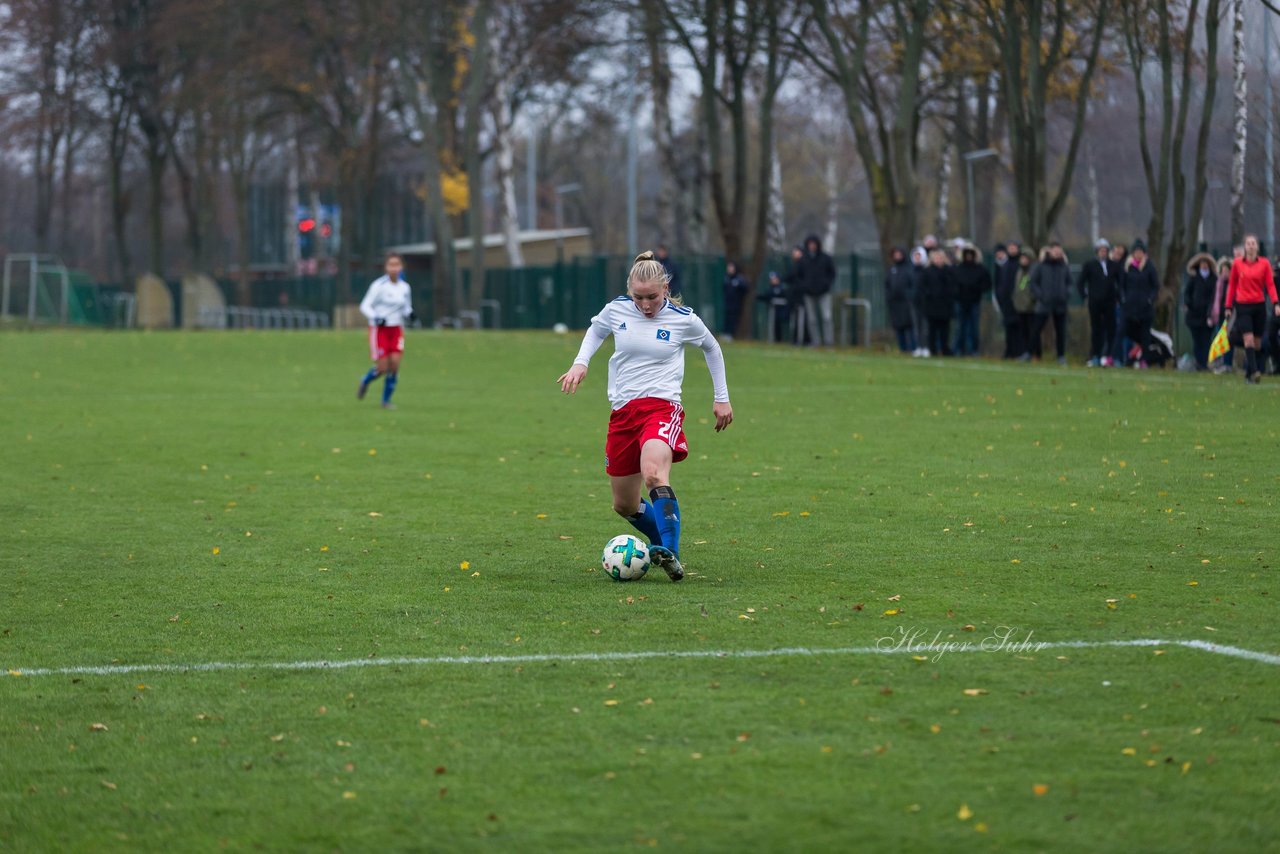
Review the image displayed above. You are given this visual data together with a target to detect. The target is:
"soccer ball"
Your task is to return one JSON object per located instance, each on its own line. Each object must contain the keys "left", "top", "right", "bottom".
{"left": 601, "top": 534, "right": 650, "bottom": 581}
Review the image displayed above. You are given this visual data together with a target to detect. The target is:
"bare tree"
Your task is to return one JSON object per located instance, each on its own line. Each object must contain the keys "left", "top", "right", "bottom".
{"left": 1121, "top": 0, "right": 1223, "bottom": 326}
{"left": 802, "top": 0, "right": 935, "bottom": 259}
{"left": 974, "top": 0, "right": 1111, "bottom": 247}
{"left": 1231, "top": 0, "right": 1246, "bottom": 242}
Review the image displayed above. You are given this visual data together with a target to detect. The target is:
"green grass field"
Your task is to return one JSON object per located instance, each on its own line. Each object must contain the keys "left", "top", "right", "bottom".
{"left": 1, "top": 328, "right": 1277, "bottom": 852}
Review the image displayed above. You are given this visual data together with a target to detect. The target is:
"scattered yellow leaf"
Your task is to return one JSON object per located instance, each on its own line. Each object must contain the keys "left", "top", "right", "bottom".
{"left": 320, "top": 546, "right": 329, "bottom": 552}
{"left": 460, "top": 561, "right": 470, "bottom": 570}
{"left": 1122, "top": 747, "right": 1137, "bottom": 756}
{"left": 211, "top": 547, "right": 220, "bottom": 555}
{"left": 368, "top": 511, "right": 382, "bottom": 517}
{"left": 884, "top": 609, "right": 899, "bottom": 616}
{"left": 368, "top": 449, "right": 377, "bottom": 456}
{"left": 604, "top": 699, "right": 619, "bottom": 707}
{"left": 974, "top": 822, "right": 988, "bottom": 833}
{"left": 957, "top": 803, "right": 973, "bottom": 821}
{"left": 89, "top": 723, "right": 108, "bottom": 732}
{"left": 342, "top": 791, "right": 357, "bottom": 800}
{"left": 1187, "top": 580, "right": 1199, "bottom": 587}
{"left": 1182, "top": 761, "right": 1191, "bottom": 774}
{"left": 799, "top": 511, "right": 811, "bottom": 517}
{"left": 930, "top": 724, "right": 942, "bottom": 734}
{"left": 962, "top": 688, "right": 987, "bottom": 696}
{"left": 1033, "top": 784, "right": 1049, "bottom": 796}
{"left": 1010, "top": 559, "right": 1021, "bottom": 564}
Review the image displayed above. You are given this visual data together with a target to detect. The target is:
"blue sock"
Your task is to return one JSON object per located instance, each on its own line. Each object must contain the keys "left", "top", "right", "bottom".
{"left": 649, "top": 486, "right": 681, "bottom": 558}
{"left": 624, "top": 499, "right": 663, "bottom": 547}
{"left": 360, "top": 367, "right": 380, "bottom": 387}
{"left": 382, "top": 372, "right": 398, "bottom": 404}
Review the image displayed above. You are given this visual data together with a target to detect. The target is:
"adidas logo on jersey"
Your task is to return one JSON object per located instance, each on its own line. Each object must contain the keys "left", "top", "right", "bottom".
{"left": 618, "top": 322, "right": 627, "bottom": 330}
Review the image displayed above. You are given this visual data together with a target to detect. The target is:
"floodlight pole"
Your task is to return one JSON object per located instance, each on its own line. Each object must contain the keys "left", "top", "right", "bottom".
{"left": 962, "top": 148, "right": 999, "bottom": 244}
{"left": 554, "top": 182, "right": 582, "bottom": 262}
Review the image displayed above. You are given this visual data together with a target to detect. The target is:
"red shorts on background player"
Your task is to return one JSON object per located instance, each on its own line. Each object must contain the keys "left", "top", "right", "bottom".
{"left": 558, "top": 251, "right": 733, "bottom": 582}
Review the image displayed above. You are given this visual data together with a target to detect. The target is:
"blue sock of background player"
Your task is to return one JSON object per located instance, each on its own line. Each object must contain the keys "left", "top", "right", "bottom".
{"left": 649, "top": 486, "right": 681, "bottom": 558}
{"left": 382, "top": 372, "right": 398, "bottom": 404}
{"left": 358, "top": 367, "right": 381, "bottom": 397}
{"left": 624, "top": 499, "right": 663, "bottom": 547}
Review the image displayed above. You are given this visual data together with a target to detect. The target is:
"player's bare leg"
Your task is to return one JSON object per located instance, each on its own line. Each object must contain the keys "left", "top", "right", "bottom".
{"left": 612, "top": 473, "right": 664, "bottom": 552}
{"left": 640, "top": 439, "right": 684, "bottom": 581}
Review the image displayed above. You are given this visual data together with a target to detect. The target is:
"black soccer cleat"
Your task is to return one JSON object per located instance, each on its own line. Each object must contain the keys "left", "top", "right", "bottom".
{"left": 357, "top": 379, "right": 369, "bottom": 400}
{"left": 649, "top": 545, "right": 684, "bottom": 582}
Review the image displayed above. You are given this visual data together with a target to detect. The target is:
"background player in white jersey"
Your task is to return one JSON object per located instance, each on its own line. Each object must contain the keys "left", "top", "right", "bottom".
{"left": 558, "top": 251, "right": 733, "bottom": 581}
{"left": 357, "top": 253, "right": 416, "bottom": 409}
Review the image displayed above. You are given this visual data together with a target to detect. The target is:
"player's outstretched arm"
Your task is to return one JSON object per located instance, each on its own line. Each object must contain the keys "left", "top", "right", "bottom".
{"left": 558, "top": 364, "right": 588, "bottom": 394}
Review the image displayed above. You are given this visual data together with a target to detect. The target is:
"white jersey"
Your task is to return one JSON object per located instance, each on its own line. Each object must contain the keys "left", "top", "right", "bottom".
{"left": 359, "top": 275, "right": 413, "bottom": 327}
{"left": 573, "top": 296, "right": 730, "bottom": 410}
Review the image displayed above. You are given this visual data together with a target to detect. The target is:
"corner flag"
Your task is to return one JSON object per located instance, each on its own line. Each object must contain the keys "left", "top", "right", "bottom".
{"left": 1208, "top": 322, "right": 1231, "bottom": 363}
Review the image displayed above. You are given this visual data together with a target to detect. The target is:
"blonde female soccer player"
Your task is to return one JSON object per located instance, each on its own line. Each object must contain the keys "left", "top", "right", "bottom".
{"left": 558, "top": 251, "right": 733, "bottom": 581}
{"left": 357, "top": 253, "right": 416, "bottom": 408}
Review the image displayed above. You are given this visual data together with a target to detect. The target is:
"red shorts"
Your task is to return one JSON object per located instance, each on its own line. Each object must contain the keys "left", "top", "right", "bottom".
{"left": 369, "top": 325, "right": 404, "bottom": 360}
{"left": 605, "top": 397, "right": 688, "bottom": 477}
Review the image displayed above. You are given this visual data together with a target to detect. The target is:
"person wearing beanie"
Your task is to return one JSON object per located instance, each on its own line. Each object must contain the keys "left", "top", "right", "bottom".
{"left": 1121, "top": 240, "right": 1160, "bottom": 368}
{"left": 1225, "top": 233, "right": 1280, "bottom": 384}
{"left": 994, "top": 241, "right": 1024, "bottom": 358}
{"left": 884, "top": 246, "right": 918, "bottom": 353}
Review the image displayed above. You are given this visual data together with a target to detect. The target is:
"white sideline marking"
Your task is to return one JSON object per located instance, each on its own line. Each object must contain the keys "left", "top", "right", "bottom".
{"left": 3, "top": 638, "right": 1277, "bottom": 679}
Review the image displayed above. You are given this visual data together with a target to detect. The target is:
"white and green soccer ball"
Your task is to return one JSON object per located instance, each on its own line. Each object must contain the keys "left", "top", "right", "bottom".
{"left": 601, "top": 534, "right": 650, "bottom": 581}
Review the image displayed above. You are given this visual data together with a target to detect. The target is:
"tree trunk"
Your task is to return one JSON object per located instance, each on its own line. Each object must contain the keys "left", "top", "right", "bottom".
{"left": 107, "top": 90, "right": 133, "bottom": 286}
{"left": 464, "top": 0, "right": 492, "bottom": 314}
{"left": 1231, "top": 0, "right": 1246, "bottom": 244}
{"left": 491, "top": 54, "right": 524, "bottom": 266}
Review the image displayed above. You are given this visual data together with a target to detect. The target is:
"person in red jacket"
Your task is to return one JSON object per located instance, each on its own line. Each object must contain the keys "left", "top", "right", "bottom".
{"left": 1225, "top": 234, "right": 1280, "bottom": 384}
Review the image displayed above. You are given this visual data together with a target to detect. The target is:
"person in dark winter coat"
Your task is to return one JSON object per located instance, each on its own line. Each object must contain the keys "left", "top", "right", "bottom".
{"left": 951, "top": 245, "right": 991, "bottom": 356}
{"left": 781, "top": 245, "right": 805, "bottom": 344}
{"left": 994, "top": 241, "right": 1023, "bottom": 358}
{"left": 1183, "top": 252, "right": 1217, "bottom": 370}
{"left": 1121, "top": 239, "right": 1160, "bottom": 368}
{"left": 918, "top": 248, "right": 956, "bottom": 357}
{"left": 1029, "top": 242, "right": 1072, "bottom": 363}
{"left": 910, "top": 246, "right": 929, "bottom": 355}
{"left": 1077, "top": 239, "right": 1116, "bottom": 366}
{"left": 884, "top": 246, "right": 917, "bottom": 352}
{"left": 1108, "top": 243, "right": 1129, "bottom": 365}
{"left": 656, "top": 244, "right": 682, "bottom": 299}
{"left": 758, "top": 271, "right": 792, "bottom": 343}
{"left": 797, "top": 234, "right": 836, "bottom": 346}
{"left": 721, "top": 260, "right": 750, "bottom": 339}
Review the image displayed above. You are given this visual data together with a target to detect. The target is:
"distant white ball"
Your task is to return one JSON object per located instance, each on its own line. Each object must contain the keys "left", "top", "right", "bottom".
{"left": 552, "top": 322, "right": 569, "bottom": 334}
{"left": 601, "top": 534, "right": 650, "bottom": 581}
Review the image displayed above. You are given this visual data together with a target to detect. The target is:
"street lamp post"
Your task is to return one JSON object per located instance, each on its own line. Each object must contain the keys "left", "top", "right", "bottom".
{"left": 962, "top": 148, "right": 999, "bottom": 245}
{"left": 554, "top": 182, "right": 582, "bottom": 262}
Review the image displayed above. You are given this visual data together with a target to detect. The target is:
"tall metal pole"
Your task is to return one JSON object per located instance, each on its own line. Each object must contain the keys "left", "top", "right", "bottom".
{"left": 626, "top": 33, "right": 638, "bottom": 257}
{"left": 966, "top": 159, "right": 976, "bottom": 243}
{"left": 1266, "top": 13, "right": 1275, "bottom": 252}
{"left": 527, "top": 120, "right": 537, "bottom": 231}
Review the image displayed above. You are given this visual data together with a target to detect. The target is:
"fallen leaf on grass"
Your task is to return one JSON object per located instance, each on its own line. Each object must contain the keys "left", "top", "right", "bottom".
{"left": 1122, "top": 747, "right": 1137, "bottom": 756}
{"left": 101, "top": 780, "right": 117, "bottom": 790}
{"left": 887, "top": 594, "right": 901, "bottom": 602}
{"left": 957, "top": 804, "right": 973, "bottom": 821}
{"left": 883, "top": 609, "right": 900, "bottom": 616}
{"left": 342, "top": 791, "right": 357, "bottom": 800}
{"left": 89, "top": 723, "right": 108, "bottom": 732}
{"left": 460, "top": 561, "right": 471, "bottom": 570}
{"left": 604, "top": 699, "right": 619, "bottom": 707}
{"left": 1033, "top": 784, "right": 1049, "bottom": 796}
{"left": 962, "top": 689, "right": 987, "bottom": 696}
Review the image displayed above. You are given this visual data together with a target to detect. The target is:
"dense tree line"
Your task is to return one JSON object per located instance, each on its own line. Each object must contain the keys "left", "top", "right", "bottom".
{"left": 0, "top": 0, "right": 1274, "bottom": 327}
